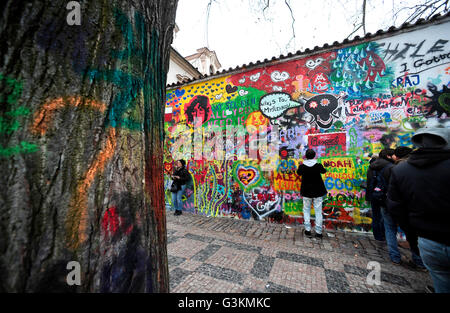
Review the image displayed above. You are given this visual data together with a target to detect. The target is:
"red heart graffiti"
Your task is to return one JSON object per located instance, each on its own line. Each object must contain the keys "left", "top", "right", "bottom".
{"left": 237, "top": 168, "right": 256, "bottom": 186}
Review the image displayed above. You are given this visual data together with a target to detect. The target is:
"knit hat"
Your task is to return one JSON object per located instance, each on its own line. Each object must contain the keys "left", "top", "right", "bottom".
{"left": 394, "top": 146, "right": 413, "bottom": 158}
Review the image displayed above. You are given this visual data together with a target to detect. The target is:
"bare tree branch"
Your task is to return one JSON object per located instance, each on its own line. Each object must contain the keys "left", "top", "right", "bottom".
{"left": 393, "top": 0, "right": 448, "bottom": 25}
{"left": 424, "top": 0, "right": 448, "bottom": 19}
{"left": 284, "top": 0, "right": 296, "bottom": 50}
{"left": 347, "top": 23, "right": 363, "bottom": 39}
{"left": 205, "top": 0, "right": 217, "bottom": 48}
{"left": 263, "top": 0, "right": 270, "bottom": 18}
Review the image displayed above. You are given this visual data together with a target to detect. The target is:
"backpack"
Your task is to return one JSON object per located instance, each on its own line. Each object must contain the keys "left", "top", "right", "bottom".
{"left": 370, "top": 165, "right": 393, "bottom": 202}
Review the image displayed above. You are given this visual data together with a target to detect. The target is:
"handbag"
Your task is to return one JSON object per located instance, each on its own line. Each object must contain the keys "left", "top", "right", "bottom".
{"left": 169, "top": 181, "right": 179, "bottom": 192}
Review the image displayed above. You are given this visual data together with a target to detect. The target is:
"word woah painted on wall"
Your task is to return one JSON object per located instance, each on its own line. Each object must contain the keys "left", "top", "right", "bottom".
{"left": 164, "top": 20, "right": 450, "bottom": 233}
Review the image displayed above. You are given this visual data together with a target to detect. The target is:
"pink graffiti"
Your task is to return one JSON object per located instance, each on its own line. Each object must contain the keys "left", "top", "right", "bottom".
{"left": 362, "top": 129, "right": 384, "bottom": 141}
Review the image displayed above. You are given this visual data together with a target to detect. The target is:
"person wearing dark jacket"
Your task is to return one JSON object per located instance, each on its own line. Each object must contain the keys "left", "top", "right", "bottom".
{"left": 365, "top": 148, "right": 394, "bottom": 242}
{"left": 389, "top": 146, "right": 426, "bottom": 270}
{"left": 378, "top": 146, "right": 426, "bottom": 269}
{"left": 387, "top": 126, "right": 450, "bottom": 293}
{"left": 171, "top": 159, "right": 191, "bottom": 216}
{"left": 297, "top": 149, "right": 327, "bottom": 239}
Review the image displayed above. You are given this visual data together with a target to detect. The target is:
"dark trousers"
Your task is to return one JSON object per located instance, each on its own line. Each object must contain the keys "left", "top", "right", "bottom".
{"left": 406, "top": 232, "right": 420, "bottom": 256}
{"left": 370, "top": 200, "right": 385, "bottom": 241}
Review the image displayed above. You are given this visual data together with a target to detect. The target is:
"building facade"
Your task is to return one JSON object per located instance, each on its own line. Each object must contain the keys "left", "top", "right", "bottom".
{"left": 167, "top": 47, "right": 202, "bottom": 85}
{"left": 185, "top": 47, "right": 222, "bottom": 76}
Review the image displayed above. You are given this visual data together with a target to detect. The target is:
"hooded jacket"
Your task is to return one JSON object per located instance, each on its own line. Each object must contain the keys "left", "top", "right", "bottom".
{"left": 366, "top": 157, "right": 394, "bottom": 203}
{"left": 296, "top": 159, "right": 327, "bottom": 198}
{"left": 387, "top": 127, "right": 450, "bottom": 246}
{"left": 172, "top": 165, "right": 191, "bottom": 190}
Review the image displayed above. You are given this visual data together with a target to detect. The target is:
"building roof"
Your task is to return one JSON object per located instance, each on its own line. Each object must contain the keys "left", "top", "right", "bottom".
{"left": 184, "top": 47, "right": 222, "bottom": 74}
{"left": 170, "top": 46, "right": 202, "bottom": 79}
{"left": 167, "top": 11, "right": 450, "bottom": 89}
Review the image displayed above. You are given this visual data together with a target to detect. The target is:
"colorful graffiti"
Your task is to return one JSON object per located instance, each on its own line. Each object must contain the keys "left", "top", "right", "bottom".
{"left": 165, "top": 21, "right": 450, "bottom": 232}
{"left": 0, "top": 73, "right": 39, "bottom": 157}
{"left": 32, "top": 6, "right": 166, "bottom": 251}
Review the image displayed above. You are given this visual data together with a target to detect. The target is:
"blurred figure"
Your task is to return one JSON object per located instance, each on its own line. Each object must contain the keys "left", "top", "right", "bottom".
{"left": 387, "top": 127, "right": 450, "bottom": 292}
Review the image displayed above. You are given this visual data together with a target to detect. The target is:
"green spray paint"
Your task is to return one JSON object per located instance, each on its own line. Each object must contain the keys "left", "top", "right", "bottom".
{"left": 85, "top": 9, "right": 164, "bottom": 132}
{"left": 0, "top": 73, "right": 38, "bottom": 157}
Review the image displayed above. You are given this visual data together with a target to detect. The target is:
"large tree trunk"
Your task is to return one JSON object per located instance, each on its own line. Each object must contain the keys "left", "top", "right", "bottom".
{"left": 0, "top": 0, "right": 177, "bottom": 292}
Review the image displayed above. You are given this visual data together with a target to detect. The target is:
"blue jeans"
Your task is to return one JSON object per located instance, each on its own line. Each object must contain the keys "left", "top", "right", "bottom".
{"left": 381, "top": 207, "right": 401, "bottom": 262}
{"left": 302, "top": 197, "right": 323, "bottom": 234}
{"left": 418, "top": 237, "right": 450, "bottom": 293}
{"left": 370, "top": 200, "right": 385, "bottom": 241}
{"left": 381, "top": 207, "right": 424, "bottom": 266}
{"left": 171, "top": 184, "right": 186, "bottom": 212}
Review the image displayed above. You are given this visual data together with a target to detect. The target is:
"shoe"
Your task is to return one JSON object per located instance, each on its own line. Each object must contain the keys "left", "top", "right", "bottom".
{"left": 305, "top": 230, "right": 312, "bottom": 237}
{"left": 315, "top": 233, "right": 323, "bottom": 239}
{"left": 425, "top": 285, "right": 435, "bottom": 293}
{"left": 391, "top": 259, "right": 401, "bottom": 265}
{"left": 415, "top": 266, "right": 427, "bottom": 272}
{"left": 408, "top": 261, "right": 427, "bottom": 272}
{"left": 174, "top": 210, "right": 182, "bottom": 216}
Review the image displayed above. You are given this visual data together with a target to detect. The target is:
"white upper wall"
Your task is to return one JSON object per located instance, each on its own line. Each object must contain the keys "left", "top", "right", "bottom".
{"left": 167, "top": 58, "right": 195, "bottom": 85}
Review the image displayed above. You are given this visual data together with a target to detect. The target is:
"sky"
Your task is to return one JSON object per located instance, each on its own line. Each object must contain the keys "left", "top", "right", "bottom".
{"left": 172, "top": 0, "right": 448, "bottom": 69}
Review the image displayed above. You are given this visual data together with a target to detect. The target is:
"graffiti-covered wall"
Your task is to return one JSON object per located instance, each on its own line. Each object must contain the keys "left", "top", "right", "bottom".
{"left": 164, "top": 19, "right": 450, "bottom": 232}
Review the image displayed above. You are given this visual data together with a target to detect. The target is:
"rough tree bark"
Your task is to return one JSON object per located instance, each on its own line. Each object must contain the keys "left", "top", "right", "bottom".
{"left": 0, "top": 0, "right": 178, "bottom": 292}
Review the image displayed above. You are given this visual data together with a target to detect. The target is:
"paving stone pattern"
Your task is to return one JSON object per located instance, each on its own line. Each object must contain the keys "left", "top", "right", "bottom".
{"left": 167, "top": 212, "right": 433, "bottom": 293}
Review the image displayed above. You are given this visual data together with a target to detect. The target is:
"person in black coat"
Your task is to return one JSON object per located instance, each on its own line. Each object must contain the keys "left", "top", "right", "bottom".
{"left": 387, "top": 126, "right": 450, "bottom": 292}
{"left": 296, "top": 149, "right": 327, "bottom": 238}
{"left": 365, "top": 148, "right": 394, "bottom": 242}
{"left": 171, "top": 159, "right": 191, "bottom": 216}
{"left": 389, "top": 146, "right": 425, "bottom": 264}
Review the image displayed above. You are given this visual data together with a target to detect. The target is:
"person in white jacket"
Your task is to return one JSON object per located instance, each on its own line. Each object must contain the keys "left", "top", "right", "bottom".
{"left": 296, "top": 149, "right": 327, "bottom": 238}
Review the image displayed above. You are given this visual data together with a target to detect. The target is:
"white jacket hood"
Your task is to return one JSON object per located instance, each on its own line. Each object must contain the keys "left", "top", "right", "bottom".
{"left": 303, "top": 159, "right": 317, "bottom": 167}
{"left": 412, "top": 126, "right": 450, "bottom": 149}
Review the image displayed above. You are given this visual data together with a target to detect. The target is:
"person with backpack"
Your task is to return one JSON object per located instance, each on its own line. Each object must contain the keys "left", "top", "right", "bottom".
{"left": 297, "top": 149, "right": 327, "bottom": 239}
{"left": 366, "top": 148, "right": 395, "bottom": 242}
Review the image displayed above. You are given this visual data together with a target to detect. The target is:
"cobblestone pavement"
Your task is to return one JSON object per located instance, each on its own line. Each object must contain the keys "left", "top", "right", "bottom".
{"left": 167, "top": 212, "right": 433, "bottom": 293}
